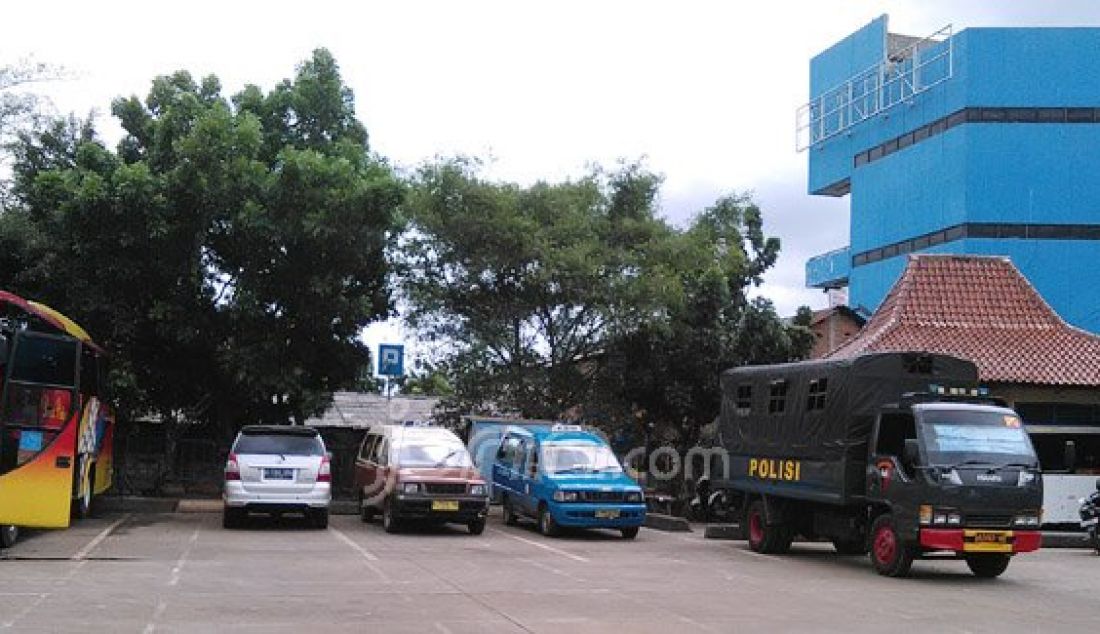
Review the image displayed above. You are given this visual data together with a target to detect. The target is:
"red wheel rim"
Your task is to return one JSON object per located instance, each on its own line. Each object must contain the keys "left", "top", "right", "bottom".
{"left": 749, "top": 510, "right": 764, "bottom": 545}
{"left": 873, "top": 524, "right": 896, "bottom": 565}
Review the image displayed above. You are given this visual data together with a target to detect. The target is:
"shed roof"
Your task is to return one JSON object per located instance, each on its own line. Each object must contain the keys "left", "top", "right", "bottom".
{"left": 828, "top": 255, "right": 1100, "bottom": 386}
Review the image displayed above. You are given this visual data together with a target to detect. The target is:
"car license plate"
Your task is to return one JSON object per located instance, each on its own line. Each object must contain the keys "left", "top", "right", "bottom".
{"left": 431, "top": 500, "right": 459, "bottom": 511}
{"left": 964, "top": 530, "right": 1012, "bottom": 552}
{"left": 595, "top": 509, "right": 620, "bottom": 519}
{"left": 264, "top": 468, "right": 294, "bottom": 480}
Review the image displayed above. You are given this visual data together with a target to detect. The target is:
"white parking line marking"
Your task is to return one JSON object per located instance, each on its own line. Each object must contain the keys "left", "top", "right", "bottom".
{"left": 488, "top": 528, "right": 589, "bottom": 563}
{"left": 330, "top": 527, "right": 390, "bottom": 582}
{"left": 1, "top": 593, "right": 49, "bottom": 628}
{"left": 169, "top": 527, "right": 200, "bottom": 586}
{"left": 73, "top": 514, "right": 131, "bottom": 561}
{"left": 142, "top": 599, "right": 168, "bottom": 634}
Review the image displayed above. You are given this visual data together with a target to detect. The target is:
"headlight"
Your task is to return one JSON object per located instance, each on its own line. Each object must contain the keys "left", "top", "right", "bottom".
{"left": 625, "top": 490, "right": 643, "bottom": 503}
{"left": 1013, "top": 514, "right": 1041, "bottom": 527}
{"left": 402, "top": 482, "right": 420, "bottom": 494}
{"left": 469, "top": 484, "right": 486, "bottom": 496}
{"left": 552, "top": 490, "right": 578, "bottom": 502}
{"left": 1017, "top": 470, "right": 1037, "bottom": 486}
{"left": 920, "top": 505, "right": 962, "bottom": 526}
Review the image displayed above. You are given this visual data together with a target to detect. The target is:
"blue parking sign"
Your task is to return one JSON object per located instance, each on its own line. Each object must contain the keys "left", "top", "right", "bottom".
{"left": 378, "top": 344, "right": 404, "bottom": 377}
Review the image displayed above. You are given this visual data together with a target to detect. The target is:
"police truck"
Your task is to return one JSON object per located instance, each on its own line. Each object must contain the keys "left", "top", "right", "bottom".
{"left": 715, "top": 352, "right": 1043, "bottom": 577}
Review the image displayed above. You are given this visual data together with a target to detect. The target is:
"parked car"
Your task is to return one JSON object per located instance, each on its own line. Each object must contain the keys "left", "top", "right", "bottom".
{"left": 222, "top": 425, "right": 332, "bottom": 529}
{"left": 492, "top": 424, "right": 646, "bottom": 538}
{"left": 355, "top": 423, "right": 490, "bottom": 534}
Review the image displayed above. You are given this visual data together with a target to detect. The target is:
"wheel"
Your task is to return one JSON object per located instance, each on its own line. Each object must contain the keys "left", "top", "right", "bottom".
{"left": 538, "top": 504, "right": 560, "bottom": 537}
{"left": 468, "top": 517, "right": 486, "bottom": 535}
{"left": 869, "top": 514, "right": 915, "bottom": 577}
{"left": 621, "top": 526, "right": 640, "bottom": 540}
{"left": 0, "top": 524, "right": 18, "bottom": 549}
{"left": 832, "top": 536, "right": 868, "bottom": 555}
{"left": 310, "top": 508, "right": 329, "bottom": 530}
{"left": 965, "top": 554, "right": 1011, "bottom": 578}
{"left": 502, "top": 495, "right": 518, "bottom": 526}
{"left": 382, "top": 498, "right": 401, "bottom": 534}
{"left": 222, "top": 507, "right": 244, "bottom": 529}
{"left": 744, "top": 500, "right": 793, "bottom": 554}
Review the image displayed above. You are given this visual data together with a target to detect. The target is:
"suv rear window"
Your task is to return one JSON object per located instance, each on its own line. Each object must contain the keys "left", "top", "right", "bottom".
{"left": 234, "top": 433, "right": 324, "bottom": 456}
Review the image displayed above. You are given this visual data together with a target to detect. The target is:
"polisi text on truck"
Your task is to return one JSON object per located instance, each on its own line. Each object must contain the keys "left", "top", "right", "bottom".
{"left": 748, "top": 458, "right": 801, "bottom": 481}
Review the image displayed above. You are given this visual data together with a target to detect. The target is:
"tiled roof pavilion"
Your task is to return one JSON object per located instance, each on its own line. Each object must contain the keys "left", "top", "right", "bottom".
{"left": 828, "top": 255, "right": 1100, "bottom": 386}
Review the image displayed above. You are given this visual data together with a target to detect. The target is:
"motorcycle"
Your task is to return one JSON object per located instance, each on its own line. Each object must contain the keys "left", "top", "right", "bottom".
{"left": 1080, "top": 479, "right": 1100, "bottom": 555}
{"left": 687, "top": 476, "right": 736, "bottom": 523}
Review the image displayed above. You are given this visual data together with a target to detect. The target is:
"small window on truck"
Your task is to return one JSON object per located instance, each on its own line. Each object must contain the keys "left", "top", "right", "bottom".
{"left": 768, "top": 380, "right": 788, "bottom": 415}
{"left": 807, "top": 378, "right": 828, "bottom": 411}
{"left": 735, "top": 384, "right": 752, "bottom": 416}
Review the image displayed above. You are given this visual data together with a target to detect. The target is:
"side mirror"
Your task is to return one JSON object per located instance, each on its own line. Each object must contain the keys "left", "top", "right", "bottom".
{"left": 902, "top": 439, "right": 920, "bottom": 467}
{"left": 1064, "top": 441, "right": 1077, "bottom": 473}
{"left": 326, "top": 451, "right": 334, "bottom": 461}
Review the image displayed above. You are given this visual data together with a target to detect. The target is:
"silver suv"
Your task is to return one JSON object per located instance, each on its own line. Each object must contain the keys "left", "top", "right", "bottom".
{"left": 223, "top": 426, "right": 332, "bottom": 529}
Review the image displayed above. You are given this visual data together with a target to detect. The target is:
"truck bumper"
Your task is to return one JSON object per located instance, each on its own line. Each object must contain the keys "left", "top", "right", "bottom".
{"left": 550, "top": 503, "right": 646, "bottom": 529}
{"left": 919, "top": 528, "right": 1041, "bottom": 554}
{"left": 392, "top": 495, "right": 489, "bottom": 522}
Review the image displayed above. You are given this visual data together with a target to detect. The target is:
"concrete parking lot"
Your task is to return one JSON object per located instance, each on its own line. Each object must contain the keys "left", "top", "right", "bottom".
{"left": 2, "top": 510, "right": 1099, "bottom": 633}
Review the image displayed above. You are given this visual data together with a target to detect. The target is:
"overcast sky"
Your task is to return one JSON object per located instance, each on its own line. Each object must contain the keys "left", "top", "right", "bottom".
{"left": 5, "top": 0, "right": 1100, "bottom": 364}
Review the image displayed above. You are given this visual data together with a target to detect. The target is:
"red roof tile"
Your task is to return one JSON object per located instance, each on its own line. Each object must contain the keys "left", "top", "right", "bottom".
{"left": 828, "top": 255, "right": 1100, "bottom": 386}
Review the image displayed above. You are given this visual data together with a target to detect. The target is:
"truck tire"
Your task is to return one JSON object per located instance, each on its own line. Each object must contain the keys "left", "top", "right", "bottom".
{"left": 538, "top": 504, "right": 560, "bottom": 537}
{"left": 869, "top": 514, "right": 914, "bottom": 577}
{"left": 468, "top": 517, "right": 487, "bottom": 535}
{"left": 965, "top": 554, "right": 1011, "bottom": 578}
{"left": 382, "top": 497, "right": 401, "bottom": 534}
{"left": 502, "top": 495, "right": 518, "bottom": 526}
{"left": 745, "top": 500, "right": 793, "bottom": 554}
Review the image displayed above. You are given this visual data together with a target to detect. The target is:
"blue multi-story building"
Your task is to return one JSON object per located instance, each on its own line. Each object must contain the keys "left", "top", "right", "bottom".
{"left": 802, "top": 15, "right": 1100, "bottom": 333}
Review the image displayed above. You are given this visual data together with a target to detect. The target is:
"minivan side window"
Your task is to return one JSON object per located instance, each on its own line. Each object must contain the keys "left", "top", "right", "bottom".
{"left": 359, "top": 434, "right": 379, "bottom": 461}
{"left": 374, "top": 438, "right": 389, "bottom": 467}
{"left": 497, "top": 435, "right": 522, "bottom": 467}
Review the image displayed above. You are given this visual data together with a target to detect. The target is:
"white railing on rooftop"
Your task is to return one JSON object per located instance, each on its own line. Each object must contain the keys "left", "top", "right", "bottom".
{"left": 796, "top": 24, "right": 953, "bottom": 152}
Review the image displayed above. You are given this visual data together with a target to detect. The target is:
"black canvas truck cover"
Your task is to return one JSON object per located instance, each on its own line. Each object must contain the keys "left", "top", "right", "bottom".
{"left": 718, "top": 352, "right": 978, "bottom": 506}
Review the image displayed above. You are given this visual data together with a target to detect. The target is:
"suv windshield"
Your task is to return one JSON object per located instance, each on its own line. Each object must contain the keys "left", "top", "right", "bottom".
{"left": 234, "top": 434, "right": 324, "bottom": 456}
{"left": 542, "top": 443, "right": 622, "bottom": 474}
{"left": 396, "top": 441, "right": 474, "bottom": 468}
{"left": 918, "top": 409, "right": 1037, "bottom": 467}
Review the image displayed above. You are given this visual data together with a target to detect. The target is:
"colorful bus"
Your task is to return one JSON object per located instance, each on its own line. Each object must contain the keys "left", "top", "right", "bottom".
{"left": 0, "top": 291, "right": 114, "bottom": 545}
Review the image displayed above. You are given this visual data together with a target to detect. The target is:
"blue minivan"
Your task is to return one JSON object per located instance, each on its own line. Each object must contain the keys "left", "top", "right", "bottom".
{"left": 492, "top": 425, "right": 646, "bottom": 539}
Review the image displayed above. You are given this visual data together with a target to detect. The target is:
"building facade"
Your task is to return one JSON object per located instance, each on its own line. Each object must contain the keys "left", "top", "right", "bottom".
{"left": 801, "top": 15, "right": 1100, "bottom": 333}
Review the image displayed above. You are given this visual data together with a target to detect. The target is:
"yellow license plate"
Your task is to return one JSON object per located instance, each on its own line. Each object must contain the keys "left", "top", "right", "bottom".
{"left": 431, "top": 500, "right": 460, "bottom": 511}
{"left": 964, "top": 530, "right": 1013, "bottom": 553}
{"left": 595, "top": 509, "right": 620, "bottom": 519}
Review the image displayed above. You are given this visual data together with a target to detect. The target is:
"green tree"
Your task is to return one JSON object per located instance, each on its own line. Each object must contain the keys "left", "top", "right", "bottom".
{"left": 2, "top": 50, "right": 402, "bottom": 483}
{"left": 400, "top": 159, "right": 676, "bottom": 419}
{"left": 592, "top": 194, "right": 812, "bottom": 462}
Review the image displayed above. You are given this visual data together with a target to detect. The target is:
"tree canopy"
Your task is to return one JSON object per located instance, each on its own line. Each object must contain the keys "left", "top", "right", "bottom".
{"left": 0, "top": 49, "right": 403, "bottom": 432}
{"left": 400, "top": 160, "right": 813, "bottom": 437}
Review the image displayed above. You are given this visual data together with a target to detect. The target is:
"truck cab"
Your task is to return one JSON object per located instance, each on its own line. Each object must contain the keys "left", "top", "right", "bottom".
{"left": 865, "top": 398, "right": 1043, "bottom": 576}
{"left": 492, "top": 425, "right": 646, "bottom": 539}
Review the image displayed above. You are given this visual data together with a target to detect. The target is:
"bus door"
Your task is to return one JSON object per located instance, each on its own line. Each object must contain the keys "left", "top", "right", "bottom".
{"left": 0, "top": 331, "right": 80, "bottom": 528}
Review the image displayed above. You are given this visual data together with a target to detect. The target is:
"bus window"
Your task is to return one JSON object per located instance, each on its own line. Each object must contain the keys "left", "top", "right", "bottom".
{"left": 10, "top": 335, "right": 77, "bottom": 388}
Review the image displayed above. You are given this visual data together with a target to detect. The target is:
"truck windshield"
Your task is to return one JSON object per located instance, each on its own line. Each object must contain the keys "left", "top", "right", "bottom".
{"left": 396, "top": 441, "right": 474, "bottom": 468}
{"left": 542, "top": 443, "right": 622, "bottom": 474}
{"left": 918, "top": 409, "right": 1037, "bottom": 467}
